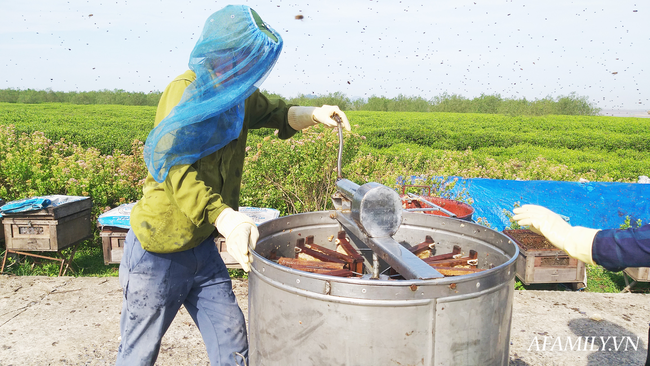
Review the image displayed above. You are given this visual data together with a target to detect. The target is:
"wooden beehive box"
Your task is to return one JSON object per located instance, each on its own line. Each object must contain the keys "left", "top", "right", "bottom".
{"left": 503, "top": 229, "right": 587, "bottom": 289}
{"left": 215, "top": 236, "right": 241, "bottom": 269}
{"left": 2, "top": 197, "right": 92, "bottom": 252}
{"left": 100, "top": 226, "right": 129, "bottom": 265}
{"left": 624, "top": 267, "right": 650, "bottom": 283}
{"left": 97, "top": 231, "right": 241, "bottom": 269}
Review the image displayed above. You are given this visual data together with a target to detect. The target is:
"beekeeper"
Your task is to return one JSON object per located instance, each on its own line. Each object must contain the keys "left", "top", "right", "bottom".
{"left": 116, "top": 5, "right": 351, "bottom": 366}
{"left": 512, "top": 205, "right": 650, "bottom": 271}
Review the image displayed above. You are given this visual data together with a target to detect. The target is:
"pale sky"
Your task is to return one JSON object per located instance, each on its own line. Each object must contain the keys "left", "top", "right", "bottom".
{"left": 2, "top": 0, "right": 648, "bottom": 110}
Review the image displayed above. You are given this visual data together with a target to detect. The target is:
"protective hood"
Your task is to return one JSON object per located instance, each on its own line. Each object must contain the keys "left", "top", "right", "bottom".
{"left": 144, "top": 5, "right": 283, "bottom": 183}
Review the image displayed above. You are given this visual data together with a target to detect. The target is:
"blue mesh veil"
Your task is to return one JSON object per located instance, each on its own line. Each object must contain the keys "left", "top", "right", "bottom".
{"left": 144, "top": 5, "right": 283, "bottom": 183}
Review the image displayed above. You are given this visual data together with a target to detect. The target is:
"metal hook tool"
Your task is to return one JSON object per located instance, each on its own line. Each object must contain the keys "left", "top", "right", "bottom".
{"left": 233, "top": 352, "right": 247, "bottom": 366}
{"left": 406, "top": 193, "right": 457, "bottom": 218}
{"left": 331, "top": 112, "right": 344, "bottom": 180}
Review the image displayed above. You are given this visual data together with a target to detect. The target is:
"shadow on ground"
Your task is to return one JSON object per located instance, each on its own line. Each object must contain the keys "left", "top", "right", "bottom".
{"left": 568, "top": 318, "right": 648, "bottom": 365}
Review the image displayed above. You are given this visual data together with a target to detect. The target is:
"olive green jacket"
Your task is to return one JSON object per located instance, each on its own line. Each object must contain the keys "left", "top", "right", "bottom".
{"left": 130, "top": 70, "right": 297, "bottom": 253}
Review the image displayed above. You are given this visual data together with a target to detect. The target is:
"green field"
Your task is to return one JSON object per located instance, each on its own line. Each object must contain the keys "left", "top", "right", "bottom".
{"left": 0, "top": 102, "right": 649, "bottom": 291}
{"left": 0, "top": 103, "right": 155, "bottom": 155}
{"left": 2, "top": 103, "right": 647, "bottom": 182}
{"left": 350, "top": 111, "right": 650, "bottom": 182}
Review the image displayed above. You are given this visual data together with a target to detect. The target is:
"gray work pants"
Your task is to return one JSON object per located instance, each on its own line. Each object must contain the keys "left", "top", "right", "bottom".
{"left": 115, "top": 230, "right": 248, "bottom": 366}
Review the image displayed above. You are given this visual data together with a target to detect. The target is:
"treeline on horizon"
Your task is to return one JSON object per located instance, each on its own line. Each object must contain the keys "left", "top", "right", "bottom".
{"left": 0, "top": 88, "right": 600, "bottom": 116}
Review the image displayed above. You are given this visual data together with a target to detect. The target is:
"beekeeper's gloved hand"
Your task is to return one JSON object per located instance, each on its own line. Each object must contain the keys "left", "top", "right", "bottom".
{"left": 512, "top": 204, "right": 599, "bottom": 265}
{"left": 288, "top": 105, "right": 351, "bottom": 131}
{"left": 215, "top": 208, "right": 259, "bottom": 272}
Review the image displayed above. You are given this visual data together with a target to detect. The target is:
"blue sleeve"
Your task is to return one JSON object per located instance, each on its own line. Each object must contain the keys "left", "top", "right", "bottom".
{"left": 592, "top": 224, "right": 650, "bottom": 272}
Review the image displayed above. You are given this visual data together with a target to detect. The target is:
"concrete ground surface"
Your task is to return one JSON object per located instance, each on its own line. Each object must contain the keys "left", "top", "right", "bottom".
{"left": 1, "top": 275, "right": 648, "bottom": 366}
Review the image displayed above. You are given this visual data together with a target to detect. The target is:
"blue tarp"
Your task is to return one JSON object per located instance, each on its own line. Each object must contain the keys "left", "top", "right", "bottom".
{"left": 97, "top": 202, "right": 136, "bottom": 229}
{"left": 0, "top": 197, "right": 51, "bottom": 215}
{"left": 0, "top": 195, "right": 87, "bottom": 216}
{"left": 444, "top": 178, "right": 650, "bottom": 231}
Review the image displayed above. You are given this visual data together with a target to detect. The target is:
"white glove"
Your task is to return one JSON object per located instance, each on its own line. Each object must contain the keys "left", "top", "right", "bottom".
{"left": 215, "top": 208, "right": 259, "bottom": 272}
{"left": 512, "top": 204, "right": 599, "bottom": 265}
{"left": 288, "top": 105, "right": 351, "bottom": 131}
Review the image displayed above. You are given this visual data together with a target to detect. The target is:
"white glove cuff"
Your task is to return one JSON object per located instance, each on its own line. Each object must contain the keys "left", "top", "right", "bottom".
{"left": 216, "top": 207, "right": 257, "bottom": 240}
{"left": 288, "top": 106, "right": 317, "bottom": 130}
{"left": 565, "top": 227, "right": 599, "bottom": 265}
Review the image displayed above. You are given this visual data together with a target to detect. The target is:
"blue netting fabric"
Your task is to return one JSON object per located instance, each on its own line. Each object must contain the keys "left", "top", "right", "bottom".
{"left": 144, "top": 5, "right": 283, "bottom": 182}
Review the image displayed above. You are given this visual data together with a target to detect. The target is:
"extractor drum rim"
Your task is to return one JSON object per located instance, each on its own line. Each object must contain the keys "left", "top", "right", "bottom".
{"left": 251, "top": 211, "right": 518, "bottom": 299}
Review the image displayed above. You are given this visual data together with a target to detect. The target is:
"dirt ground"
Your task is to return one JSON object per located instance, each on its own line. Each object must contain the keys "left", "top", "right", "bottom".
{"left": 1, "top": 275, "right": 649, "bottom": 366}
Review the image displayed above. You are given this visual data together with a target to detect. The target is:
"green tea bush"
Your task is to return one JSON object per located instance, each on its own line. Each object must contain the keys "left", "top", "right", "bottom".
{"left": 0, "top": 124, "right": 146, "bottom": 218}
{"left": 345, "top": 143, "right": 602, "bottom": 182}
{"left": 3, "top": 103, "right": 647, "bottom": 182}
{"left": 354, "top": 112, "right": 649, "bottom": 153}
{"left": 0, "top": 103, "right": 155, "bottom": 155}
{"left": 241, "top": 125, "right": 363, "bottom": 215}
